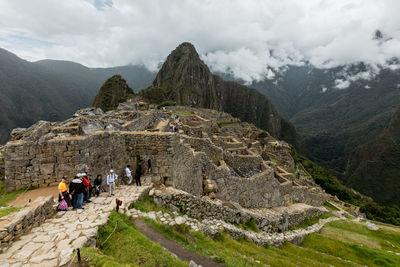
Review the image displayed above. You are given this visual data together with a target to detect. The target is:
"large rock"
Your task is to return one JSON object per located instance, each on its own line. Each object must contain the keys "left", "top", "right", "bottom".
{"left": 73, "top": 107, "right": 104, "bottom": 117}
{"left": 10, "top": 128, "right": 27, "bottom": 140}
{"left": 78, "top": 118, "right": 104, "bottom": 135}
{"left": 20, "top": 120, "right": 51, "bottom": 142}
{"left": 203, "top": 179, "right": 218, "bottom": 194}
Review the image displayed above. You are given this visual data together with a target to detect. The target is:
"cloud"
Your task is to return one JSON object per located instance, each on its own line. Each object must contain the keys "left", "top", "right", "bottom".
{"left": 0, "top": 0, "right": 399, "bottom": 82}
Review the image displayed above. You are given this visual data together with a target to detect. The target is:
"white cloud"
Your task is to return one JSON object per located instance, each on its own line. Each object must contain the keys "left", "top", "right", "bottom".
{"left": 335, "top": 79, "right": 351, "bottom": 89}
{"left": 0, "top": 0, "right": 399, "bottom": 82}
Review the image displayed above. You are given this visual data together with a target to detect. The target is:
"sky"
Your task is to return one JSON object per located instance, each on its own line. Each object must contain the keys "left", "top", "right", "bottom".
{"left": 0, "top": 0, "right": 399, "bottom": 83}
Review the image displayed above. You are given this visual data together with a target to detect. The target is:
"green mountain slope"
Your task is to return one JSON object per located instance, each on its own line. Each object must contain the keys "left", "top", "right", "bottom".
{"left": 346, "top": 105, "right": 400, "bottom": 206}
{"left": 92, "top": 75, "right": 134, "bottom": 111}
{"left": 0, "top": 48, "right": 155, "bottom": 144}
{"left": 141, "top": 42, "right": 306, "bottom": 152}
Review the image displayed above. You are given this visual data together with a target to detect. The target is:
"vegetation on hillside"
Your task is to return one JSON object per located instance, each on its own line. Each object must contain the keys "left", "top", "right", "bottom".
{"left": 92, "top": 75, "right": 135, "bottom": 112}
{"left": 290, "top": 148, "right": 400, "bottom": 225}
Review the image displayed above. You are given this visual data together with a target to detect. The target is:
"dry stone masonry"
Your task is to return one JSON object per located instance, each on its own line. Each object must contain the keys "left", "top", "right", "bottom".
{"left": 0, "top": 196, "right": 55, "bottom": 252}
{"left": 4, "top": 103, "right": 328, "bottom": 212}
{"left": 0, "top": 185, "right": 151, "bottom": 266}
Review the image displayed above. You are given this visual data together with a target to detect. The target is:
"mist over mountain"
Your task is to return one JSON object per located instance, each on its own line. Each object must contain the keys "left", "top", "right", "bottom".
{"left": 0, "top": 48, "right": 155, "bottom": 144}
{"left": 140, "top": 42, "right": 306, "bottom": 153}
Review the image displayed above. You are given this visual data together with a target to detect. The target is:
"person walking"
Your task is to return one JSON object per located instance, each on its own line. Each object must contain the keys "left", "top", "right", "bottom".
{"left": 125, "top": 165, "right": 133, "bottom": 185}
{"left": 135, "top": 164, "right": 142, "bottom": 186}
{"left": 107, "top": 169, "right": 118, "bottom": 196}
{"left": 94, "top": 174, "right": 103, "bottom": 197}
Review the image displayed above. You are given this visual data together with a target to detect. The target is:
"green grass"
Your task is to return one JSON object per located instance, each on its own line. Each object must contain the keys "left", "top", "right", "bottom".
{"left": 130, "top": 195, "right": 172, "bottom": 214}
{"left": 79, "top": 247, "right": 138, "bottom": 267}
{"left": 289, "top": 213, "right": 332, "bottom": 230}
{"left": 324, "top": 201, "right": 340, "bottom": 211}
{"left": 302, "top": 233, "right": 400, "bottom": 266}
{"left": 235, "top": 218, "right": 260, "bottom": 232}
{"left": 320, "top": 220, "right": 400, "bottom": 253}
{"left": 142, "top": 217, "right": 359, "bottom": 267}
{"left": 91, "top": 211, "right": 187, "bottom": 267}
{"left": 0, "top": 206, "right": 21, "bottom": 218}
{"left": 174, "top": 110, "right": 195, "bottom": 116}
{"left": 0, "top": 181, "right": 28, "bottom": 207}
{"left": 269, "top": 157, "right": 278, "bottom": 163}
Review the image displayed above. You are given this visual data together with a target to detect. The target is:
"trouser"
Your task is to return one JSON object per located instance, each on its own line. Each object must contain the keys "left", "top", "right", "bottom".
{"left": 85, "top": 188, "right": 91, "bottom": 202}
{"left": 72, "top": 194, "right": 77, "bottom": 208}
{"left": 76, "top": 193, "right": 84, "bottom": 209}
{"left": 58, "top": 191, "right": 69, "bottom": 202}
{"left": 135, "top": 175, "right": 141, "bottom": 186}
{"left": 96, "top": 186, "right": 101, "bottom": 197}
{"left": 127, "top": 175, "right": 133, "bottom": 185}
{"left": 108, "top": 182, "right": 115, "bottom": 196}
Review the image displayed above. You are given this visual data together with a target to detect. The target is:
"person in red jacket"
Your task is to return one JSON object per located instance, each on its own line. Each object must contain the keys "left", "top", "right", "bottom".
{"left": 82, "top": 173, "right": 91, "bottom": 203}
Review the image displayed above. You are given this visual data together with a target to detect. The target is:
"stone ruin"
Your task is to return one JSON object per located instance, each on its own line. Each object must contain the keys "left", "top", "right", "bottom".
{"left": 2, "top": 101, "right": 328, "bottom": 212}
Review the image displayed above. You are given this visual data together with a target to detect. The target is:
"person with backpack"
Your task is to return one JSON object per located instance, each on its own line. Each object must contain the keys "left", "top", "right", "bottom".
{"left": 69, "top": 175, "right": 85, "bottom": 209}
{"left": 135, "top": 164, "right": 142, "bottom": 186}
{"left": 58, "top": 177, "right": 69, "bottom": 210}
{"left": 107, "top": 169, "right": 118, "bottom": 196}
{"left": 94, "top": 174, "right": 103, "bottom": 197}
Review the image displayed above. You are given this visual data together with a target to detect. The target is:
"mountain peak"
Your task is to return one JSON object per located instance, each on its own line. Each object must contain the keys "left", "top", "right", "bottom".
{"left": 92, "top": 75, "right": 134, "bottom": 112}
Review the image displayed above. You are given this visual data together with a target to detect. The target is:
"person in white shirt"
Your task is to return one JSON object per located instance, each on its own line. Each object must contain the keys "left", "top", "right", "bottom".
{"left": 125, "top": 165, "right": 132, "bottom": 185}
{"left": 106, "top": 169, "right": 118, "bottom": 196}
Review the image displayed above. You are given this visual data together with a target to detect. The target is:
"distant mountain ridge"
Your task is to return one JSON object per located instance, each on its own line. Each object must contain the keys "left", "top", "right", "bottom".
{"left": 0, "top": 47, "right": 155, "bottom": 144}
{"left": 346, "top": 105, "right": 400, "bottom": 206}
{"left": 140, "top": 42, "right": 306, "bottom": 152}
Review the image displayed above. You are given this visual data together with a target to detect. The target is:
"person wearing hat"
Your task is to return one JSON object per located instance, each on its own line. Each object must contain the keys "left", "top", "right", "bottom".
{"left": 58, "top": 176, "right": 69, "bottom": 203}
{"left": 106, "top": 169, "right": 118, "bottom": 196}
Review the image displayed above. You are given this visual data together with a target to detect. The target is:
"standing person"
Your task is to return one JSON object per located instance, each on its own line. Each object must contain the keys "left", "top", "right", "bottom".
{"left": 58, "top": 176, "right": 69, "bottom": 203}
{"left": 83, "top": 164, "right": 90, "bottom": 174}
{"left": 94, "top": 174, "right": 103, "bottom": 197}
{"left": 135, "top": 164, "right": 142, "bottom": 186}
{"left": 147, "top": 159, "right": 152, "bottom": 174}
{"left": 125, "top": 165, "right": 132, "bottom": 185}
{"left": 82, "top": 173, "right": 91, "bottom": 203}
{"left": 107, "top": 169, "right": 118, "bottom": 196}
{"left": 69, "top": 175, "right": 85, "bottom": 209}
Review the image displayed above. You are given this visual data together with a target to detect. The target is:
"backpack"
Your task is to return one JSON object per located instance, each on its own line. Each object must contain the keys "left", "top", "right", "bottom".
{"left": 58, "top": 199, "right": 68, "bottom": 211}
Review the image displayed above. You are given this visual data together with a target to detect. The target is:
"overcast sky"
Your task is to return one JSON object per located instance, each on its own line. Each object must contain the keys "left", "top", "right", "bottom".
{"left": 0, "top": 0, "right": 399, "bottom": 82}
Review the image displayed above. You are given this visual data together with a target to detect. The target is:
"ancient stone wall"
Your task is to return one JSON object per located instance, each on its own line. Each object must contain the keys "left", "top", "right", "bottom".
{"left": 153, "top": 191, "right": 325, "bottom": 233}
{"left": 0, "top": 196, "right": 55, "bottom": 252}
{"left": 4, "top": 132, "right": 176, "bottom": 192}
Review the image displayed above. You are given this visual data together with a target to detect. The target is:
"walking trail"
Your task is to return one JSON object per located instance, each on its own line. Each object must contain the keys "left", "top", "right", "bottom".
{"left": 0, "top": 184, "right": 152, "bottom": 267}
{"left": 135, "top": 219, "right": 223, "bottom": 267}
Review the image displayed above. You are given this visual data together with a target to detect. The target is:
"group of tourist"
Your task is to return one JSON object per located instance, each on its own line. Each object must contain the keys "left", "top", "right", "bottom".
{"left": 57, "top": 163, "right": 144, "bottom": 210}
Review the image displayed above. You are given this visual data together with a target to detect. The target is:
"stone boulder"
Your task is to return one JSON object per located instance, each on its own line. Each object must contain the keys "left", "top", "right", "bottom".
{"left": 117, "top": 98, "right": 138, "bottom": 111}
{"left": 78, "top": 118, "right": 104, "bottom": 135}
{"left": 10, "top": 128, "right": 27, "bottom": 140}
{"left": 366, "top": 221, "right": 379, "bottom": 231}
{"left": 21, "top": 120, "right": 52, "bottom": 142}
{"left": 73, "top": 107, "right": 104, "bottom": 117}
{"left": 203, "top": 179, "right": 218, "bottom": 194}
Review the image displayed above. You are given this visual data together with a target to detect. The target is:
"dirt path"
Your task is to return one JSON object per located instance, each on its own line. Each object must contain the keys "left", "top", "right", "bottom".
{"left": 135, "top": 219, "right": 223, "bottom": 267}
{"left": 10, "top": 186, "right": 58, "bottom": 206}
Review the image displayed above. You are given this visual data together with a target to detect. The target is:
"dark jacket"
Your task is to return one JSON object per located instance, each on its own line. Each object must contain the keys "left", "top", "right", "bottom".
{"left": 135, "top": 165, "right": 142, "bottom": 177}
{"left": 94, "top": 177, "right": 102, "bottom": 187}
{"left": 69, "top": 178, "right": 85, "bottom": 195}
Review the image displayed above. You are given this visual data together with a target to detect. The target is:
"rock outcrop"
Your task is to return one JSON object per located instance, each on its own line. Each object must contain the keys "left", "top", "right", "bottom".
{"left": 140, "top": 42, "right": 306, "bottom": 153}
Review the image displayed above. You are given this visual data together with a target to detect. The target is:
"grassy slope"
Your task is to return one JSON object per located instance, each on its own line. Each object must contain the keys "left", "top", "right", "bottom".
{"left": 0, "top": 182, "right": 26, "bottom": 218}
{"left": 82, "top": 211, "right": 187, "bottom": 267}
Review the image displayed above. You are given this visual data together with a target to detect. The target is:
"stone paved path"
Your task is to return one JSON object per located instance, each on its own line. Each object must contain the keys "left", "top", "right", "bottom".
{"left": 0, "top": 185, "right": 152, "bottom": 267}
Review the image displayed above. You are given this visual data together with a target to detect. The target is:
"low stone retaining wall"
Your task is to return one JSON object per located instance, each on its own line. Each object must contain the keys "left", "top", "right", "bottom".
{"left": 0, "top": 196, "right": 55, "bottom": 252}
{"left": 153, "top": 190, "right": 325, "bottom": 233}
